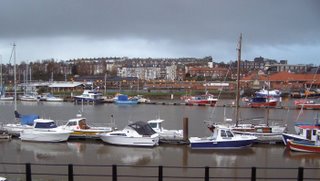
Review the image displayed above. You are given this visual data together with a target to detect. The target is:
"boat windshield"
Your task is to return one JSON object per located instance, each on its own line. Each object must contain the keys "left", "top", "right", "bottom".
{"left": 148, "top": 123, "right": 158, "bottom": 129}
{"left": 220, "top": 130, "right": 234, "bottom": 138}
{"left": 35, "top": 122, "right": 57, "bottom": 129}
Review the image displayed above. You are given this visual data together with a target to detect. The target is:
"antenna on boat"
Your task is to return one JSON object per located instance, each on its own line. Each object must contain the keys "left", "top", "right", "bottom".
{"left": 235, "top": 33, "right": 242, "bottom": 127}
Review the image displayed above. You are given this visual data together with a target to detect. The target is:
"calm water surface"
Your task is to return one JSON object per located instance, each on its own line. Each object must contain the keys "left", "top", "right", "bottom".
{"left": 0, "top": 99, "right": 319, "bottom": 180}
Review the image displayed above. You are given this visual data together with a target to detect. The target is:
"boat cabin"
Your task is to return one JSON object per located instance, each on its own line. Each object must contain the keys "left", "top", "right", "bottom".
{"left": 33, "top": 119, "right": 57, "bottom": 129}
{"left": 147, "top": 119, "right": 164, "bottom": 132}
{"left": 80, "top": 90, "right": 103, "bottom": 99}
{"left": 65, "top": 118, "right": 90, "bottom": 130}
{"left": 297, "top": 126, "right": 320, "bottom": 141}
{"left": 209, "top": 125, "right": 235, "bottom": 140}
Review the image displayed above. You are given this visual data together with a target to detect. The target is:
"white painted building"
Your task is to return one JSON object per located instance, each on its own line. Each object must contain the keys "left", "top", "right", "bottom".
{"left": 118, "top": 67, "right": 162, "bottom": 80}
{"left": 166, "top": 65, "right": 177, "bottom": 81}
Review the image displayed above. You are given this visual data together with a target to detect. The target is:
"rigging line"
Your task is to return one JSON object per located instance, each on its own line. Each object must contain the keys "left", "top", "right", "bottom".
{"left": 295, "top": 65, "right": 320, "bottom": 122}
{"left": 8, "top": 44, "right": 15, "bottom": 65}
{"left": 208, "top": 60, "right": 233, "bottom": 120}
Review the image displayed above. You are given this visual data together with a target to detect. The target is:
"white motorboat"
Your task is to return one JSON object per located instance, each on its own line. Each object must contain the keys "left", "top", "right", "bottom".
{"left": 59, "top": 116, "right": 114, "bottom": 139}
{"left": 20, "top": 118, "right": 72, "bottom": 142}
{"left": 100, "top": 121, "right": 159, "bottom": 147}
{"left": 0, "top": 96, "right": 14, "bottom": 101}
{"left": 0, "top": 90, "right": 14, "bottom": 101}
{"left": 20, "top": 92, "right": 39, "bottom": 101}
{"left": 40, "top": 93, "right": 64, "bottom": 102}
{"left": 2, "top": 111, "right": 39, "bottom": 136}
{"left": 74, "top": 89, "right": 105, "bottom": 104}
{"left": 46, "top": 95, "right": 63, "bottom": 102}
{"left": 133, "top": 95, "right": 151, "bottom": 103}
{"left": 147, "top": 118, "right": 184, "bottom": 143}
{"left": 255, "top": 89, "right": 282, "bottom": 97}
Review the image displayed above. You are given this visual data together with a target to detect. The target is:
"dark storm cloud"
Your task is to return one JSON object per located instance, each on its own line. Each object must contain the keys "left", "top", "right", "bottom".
{"left": 0, "top": 0, "right": 319, "bottom": 64}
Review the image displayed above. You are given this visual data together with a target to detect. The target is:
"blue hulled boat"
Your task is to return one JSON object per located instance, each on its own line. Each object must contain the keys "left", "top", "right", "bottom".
{"left": 189, "top": 125, "right": 257, "bottom": 149}
{"left": 115, "top": 94, "right": 138, "bottom": 104}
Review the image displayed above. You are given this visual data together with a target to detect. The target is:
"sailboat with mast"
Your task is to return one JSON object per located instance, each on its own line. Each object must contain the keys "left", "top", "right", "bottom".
{"left": 233, "top": 34, "right": 287, "bottom": 143}
{"left": 0, "top": 55, "right": 14, "bottom": 101}
{"left": 2, "top": 44, "right": 40, "bottom": 136}
{"left": 206, "top": 34, "right": 287, "bottom": 144}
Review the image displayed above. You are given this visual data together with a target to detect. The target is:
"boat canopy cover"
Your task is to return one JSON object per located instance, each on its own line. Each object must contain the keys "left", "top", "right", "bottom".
{"left": 117, "top": 95, "right": 129, "bottom": 101}
{"left": 21, "top": 114, "right": 40, "bottom": 125}
{"left": 129, "top": 121, "right": 156, "bottom": 136}
{"left": 15, "top": 111, "right": 40, "bottom": 126}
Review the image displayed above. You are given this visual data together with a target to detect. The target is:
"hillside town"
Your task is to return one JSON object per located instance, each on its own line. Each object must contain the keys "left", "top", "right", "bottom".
{"left": 0, "top": 56, "right": 319, "bottom": 97}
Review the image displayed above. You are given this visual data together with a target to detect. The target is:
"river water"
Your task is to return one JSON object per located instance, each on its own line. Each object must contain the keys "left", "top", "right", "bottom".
{"left": 0, "top": 99, "right": 319, "bottom": 180}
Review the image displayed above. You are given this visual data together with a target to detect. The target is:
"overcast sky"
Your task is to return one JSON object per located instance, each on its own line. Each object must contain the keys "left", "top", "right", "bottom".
{"left": 0, "top": 0, "right": 319, "bottom": 65}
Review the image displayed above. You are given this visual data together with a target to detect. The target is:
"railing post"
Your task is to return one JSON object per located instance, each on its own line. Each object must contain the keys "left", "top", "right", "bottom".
{"left": 68, "top": 164, "right": 74, "bottom": 181}
{"left": 26, "top": 163, "right": 32, "bottom": 181}
{"left": 204, "top": 166, "right": 209, "bottom": 181}
{"left": 297, "top": 167, "right": 304, "bottom": 181}
{"left": 251, "top": 167, "right": 256, "bottom": 181}
{"left": 158, "top": 165, "right": 163, "bottom": 181}
{"left": 112, "top": 164, "right": 117, "bottom": 181}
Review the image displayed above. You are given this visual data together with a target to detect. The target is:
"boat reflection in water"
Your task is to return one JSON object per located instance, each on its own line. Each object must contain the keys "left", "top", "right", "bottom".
{"left": 283, "top": 147, "right": 320, "bottom": 167}
{"left": 20, "top": 142, "right": 86, "bottom": 161}
{"left": 96, "top": 144, "right": 160, "bottom": 165}
{"left": 20, "top": 142, "right": 75, "bottom": 161}
{"left": 188, "top": 147, "right": 255, "bottom": 167}
{"left": 19, "top": 139, "right": 160, "bottom": 165}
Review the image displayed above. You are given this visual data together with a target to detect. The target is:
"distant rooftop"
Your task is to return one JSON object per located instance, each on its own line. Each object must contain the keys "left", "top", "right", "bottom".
{"left": 49, "top": 82, "right": 84, "bottom": 88}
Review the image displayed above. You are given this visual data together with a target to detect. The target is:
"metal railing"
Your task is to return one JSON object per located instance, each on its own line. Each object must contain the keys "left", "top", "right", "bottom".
{"left": 0, "top": 162, "right": 319, "bottom": 181}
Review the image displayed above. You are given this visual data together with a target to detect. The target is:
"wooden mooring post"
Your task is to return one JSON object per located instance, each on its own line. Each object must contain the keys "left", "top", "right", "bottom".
{"left": 183, "top": 117, "right": 189, "bottom": 143}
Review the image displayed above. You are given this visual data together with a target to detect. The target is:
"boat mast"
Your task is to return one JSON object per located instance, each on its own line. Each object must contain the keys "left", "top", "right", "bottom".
{"left": 13, "top": 43, "right": 17, "bottom": 111}
{"left": 266, "top": 64, "right": 270, "bottom": 126}
{"left": 235, "top": 33, "right": 242, "bottom": 127}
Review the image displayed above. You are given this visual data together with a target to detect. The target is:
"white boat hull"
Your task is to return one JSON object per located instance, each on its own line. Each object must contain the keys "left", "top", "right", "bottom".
{"left": 0, "top": 96, "right": 14, "bottom": 101}
{"left": 100, "top": 134, "right": 159, "bottom": 147}
{"left": 20, "top": 129, "right": 71, "bottom": 142}
{"left": 2, "top": 124, "right": 33, "bottom": 136}
{"left": 20, "top": 97, "right": 39, "bottom": 101}
{"left": 46, "top": 97, "right": 64, "bottom": 102}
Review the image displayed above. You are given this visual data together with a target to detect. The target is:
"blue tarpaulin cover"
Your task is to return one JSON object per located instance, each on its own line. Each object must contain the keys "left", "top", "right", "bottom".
{"left": 20, "top": 114, "right": 39, "bottom": 125}
{"left": 14, "top": 111, "right": 39, "bottom": 125}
